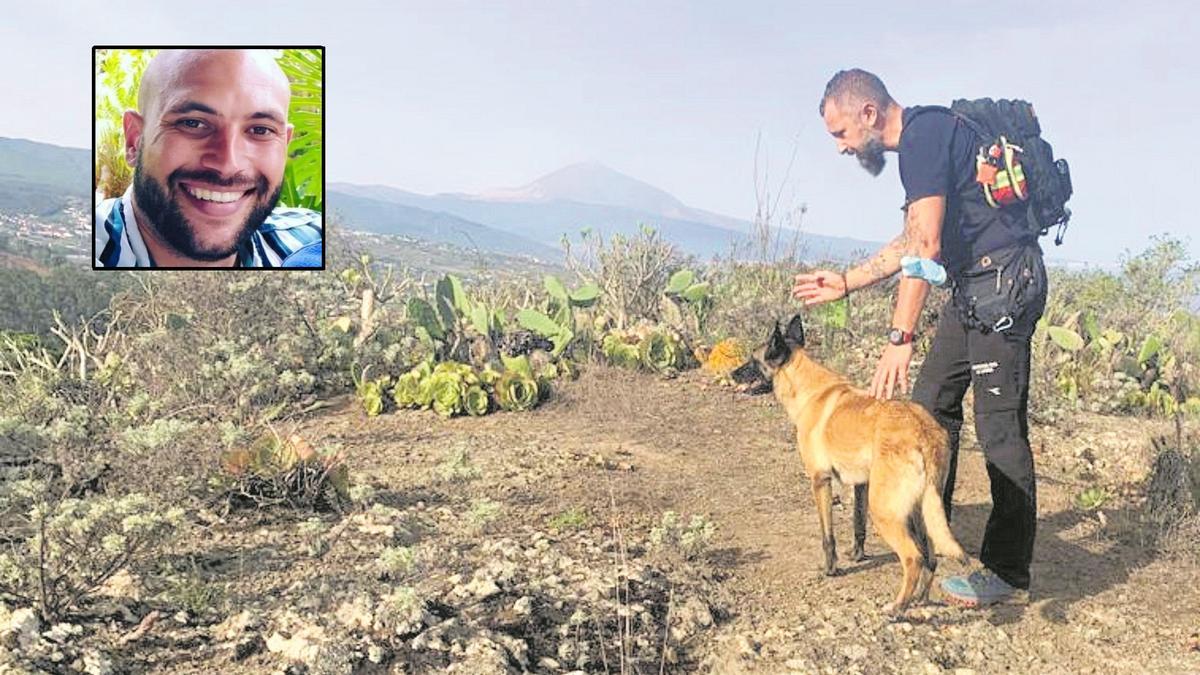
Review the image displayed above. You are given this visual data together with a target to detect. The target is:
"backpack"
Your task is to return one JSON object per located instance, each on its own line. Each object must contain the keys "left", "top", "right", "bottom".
{"left": 923, "top": 99, "right": 1074, "bottom": 245}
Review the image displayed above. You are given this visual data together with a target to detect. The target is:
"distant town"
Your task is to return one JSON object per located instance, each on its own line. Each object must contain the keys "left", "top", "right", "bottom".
{"left": 0, "top": 203, "right": 90, "bottom": 264}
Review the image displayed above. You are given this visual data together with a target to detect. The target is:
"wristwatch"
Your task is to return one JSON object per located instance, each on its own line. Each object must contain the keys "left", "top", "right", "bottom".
{"left": 887, "top": 328, "right": 916, "bottom": 346}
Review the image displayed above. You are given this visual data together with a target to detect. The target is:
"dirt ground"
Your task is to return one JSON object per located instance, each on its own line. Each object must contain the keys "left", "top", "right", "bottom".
{"left": 242, "top": 364, "right": 1197, "bottom": 674}
{"left": 24, "top": 364, "right": 1194, "bottom": 674}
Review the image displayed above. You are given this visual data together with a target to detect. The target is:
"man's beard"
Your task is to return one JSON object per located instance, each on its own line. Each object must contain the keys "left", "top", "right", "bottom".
{"left": 132, "top": 157, "right": 280, "bottom": 262}
{"left": 854, "top": 135, "right": 887, "bottom": 177}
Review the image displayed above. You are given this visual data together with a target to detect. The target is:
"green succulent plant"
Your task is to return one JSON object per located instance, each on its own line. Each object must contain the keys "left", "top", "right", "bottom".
{"left": 353, "top": 368, "right": 391, "bottom": 417}
{"left": 428, "top": 370, "right": 465, "bottom": 418}
{"left": 639, "top": 331, "right": 683, "bottom": 373}
{"left": 464, "top": 385, "right": 491, "bottom": 416}
{"left": 602, "top": 332, "right": 641, "bottom": 369}
{"left": 392, "top": 372, "right": 421, "bottom": 408}
{"left": 496, "top": 370, "right": 539, "bottom": 412}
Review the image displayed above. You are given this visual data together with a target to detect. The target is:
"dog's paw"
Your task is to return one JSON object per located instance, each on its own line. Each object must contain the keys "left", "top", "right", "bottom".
{"left": 850, "top": 546, "right": 867, "bottom": 562}
{"left": 881, "top": 601, "right": 909, "bottom": 620}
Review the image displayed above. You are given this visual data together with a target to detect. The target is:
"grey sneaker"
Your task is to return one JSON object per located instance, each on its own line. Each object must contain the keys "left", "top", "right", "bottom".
{"left": 940, "top": 569, "right": 1029, "bottom": 607}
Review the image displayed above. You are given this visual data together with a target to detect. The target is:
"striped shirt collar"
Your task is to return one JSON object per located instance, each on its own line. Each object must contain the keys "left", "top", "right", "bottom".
{"left": 95, "top": 185, "right": 323, "bottom": 268}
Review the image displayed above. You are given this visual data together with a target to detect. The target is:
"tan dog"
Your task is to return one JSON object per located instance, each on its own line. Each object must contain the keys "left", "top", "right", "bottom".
{"left": 733, "top": 314, "right": 968, "bottom": 614}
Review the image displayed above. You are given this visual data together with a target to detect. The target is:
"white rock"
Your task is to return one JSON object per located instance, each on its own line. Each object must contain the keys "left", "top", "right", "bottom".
{"left": 265, "top": 624, "right": 326, "bottom": 664}
{"left": 96, "top": 570, "right": 141, "bottom": 602}
{"left": 43, "top": 623, "right": 82, "bottom": 644}
{"left": 335, "top": 596, "right": 374, "bottom": 631}
{"left": 214, "top": 609, "right": 263, "bottom": 641}
{"left": 512, "top": 597, "right": 532, "bottom": 617}
{"left": 7, "top": 609, "right": 40, "bottom": 651}
{"left": 841, "top": 644, "right": 869, "bottom": 661}
{"left": 352, "top": 513, "right": 396, "bottom": 539}
{"left": 465, "top": 576, "right": 501, "bottom": 600}
{"left": 736, "top": 635, "right": 760, "bottom": 659}
{"left": 492, "top": 632, "right": 529, "bottom": 667}
{"left": 367, "top": 643, "right": 386, "bottom": 663}
{"left": 82, "top": 648, "right": 114, "bottom": 675}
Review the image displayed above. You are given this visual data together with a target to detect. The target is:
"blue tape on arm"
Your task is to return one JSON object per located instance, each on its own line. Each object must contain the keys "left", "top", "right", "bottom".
{"left": 900, "top": 256, "right": 948, "bottom": 287}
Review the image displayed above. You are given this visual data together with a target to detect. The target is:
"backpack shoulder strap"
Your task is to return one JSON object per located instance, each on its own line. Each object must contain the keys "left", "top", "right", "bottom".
{"left": 907, "top": 104, "right": 991, "bottom": 142}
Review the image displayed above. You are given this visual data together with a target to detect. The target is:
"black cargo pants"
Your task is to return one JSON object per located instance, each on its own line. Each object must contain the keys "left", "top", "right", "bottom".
{"left": 911, "top": 247, "right": 1046, "bottom": 590}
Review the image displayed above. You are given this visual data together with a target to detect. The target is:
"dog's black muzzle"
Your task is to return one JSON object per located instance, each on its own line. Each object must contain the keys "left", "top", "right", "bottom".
{"left": 730, "top": 360, "right": 772, "bottom": 394}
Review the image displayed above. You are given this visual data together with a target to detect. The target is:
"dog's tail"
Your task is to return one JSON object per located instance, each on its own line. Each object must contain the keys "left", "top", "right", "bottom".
{"left": 922, "top": 430, "right": 968, "bottom": 564}
{"left": 922, "top": 479, "right": 967, "bottom": 563}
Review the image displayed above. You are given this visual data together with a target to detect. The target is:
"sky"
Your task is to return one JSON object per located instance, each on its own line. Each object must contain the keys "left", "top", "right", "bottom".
{"left": 2, "top": 0, "right": 1198, "bottom": 266}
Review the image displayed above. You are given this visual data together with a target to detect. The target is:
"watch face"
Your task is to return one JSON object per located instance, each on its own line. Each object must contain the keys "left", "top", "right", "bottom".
{"left": 888, "top": 329, "right": 906, "bottom": 345}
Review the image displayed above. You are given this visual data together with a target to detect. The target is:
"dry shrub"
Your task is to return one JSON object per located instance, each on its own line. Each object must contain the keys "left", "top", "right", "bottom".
{"left": 218, "top": 431, "right": 350, "bottom": 513}
{"left": 1144, "top": 435, "right": 1200, "bottom": 559}
{"left": 563, "top": 227, "right": 684, "bottom": 330}
{"left": 0, "top": 489, "right": 183, "bottom": 623}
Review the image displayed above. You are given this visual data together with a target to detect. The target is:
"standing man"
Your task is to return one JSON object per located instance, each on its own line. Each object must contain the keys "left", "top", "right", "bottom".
{"left": 793, "top": 69, "right": 1047, "bottom": 607}
{"left": 95, "top": 49, "right": 322, "bottom": 268}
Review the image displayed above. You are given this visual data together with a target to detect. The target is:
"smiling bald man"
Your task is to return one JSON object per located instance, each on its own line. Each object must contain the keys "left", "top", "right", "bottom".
{"left": 95, "top": 49, "right": 322, "bottom": 268}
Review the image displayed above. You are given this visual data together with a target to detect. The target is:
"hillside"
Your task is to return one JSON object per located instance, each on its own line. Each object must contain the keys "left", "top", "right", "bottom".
{"left": 0, "top": 137, "right": 90, "bottom": 216}
{"left": 331, "top": 165, "right": 881, "bottom": 263}
{"left": 328, "top": 192, "right": 561, "bottom": 262}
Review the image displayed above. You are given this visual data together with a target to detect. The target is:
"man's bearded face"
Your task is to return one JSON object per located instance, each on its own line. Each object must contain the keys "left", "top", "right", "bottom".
{"left": 850, "top": 130, "right": 887, "bottom": 177}
{"left": 129, "top": 50, "right": 292, "bottom": 262}
{"left": 822, "top": 98, "right": 887, "bottom": 177}
{"left": 133, "top": 153, "right": 280, "bottom": 261}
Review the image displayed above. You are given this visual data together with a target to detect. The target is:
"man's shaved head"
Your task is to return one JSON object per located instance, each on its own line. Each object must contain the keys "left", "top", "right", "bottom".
{"left": 123, "top": 49, "right": 294, "bottom": 265}
{"left": 818, "top": 68, "right": 893, "bottom": 118}
{"left": 138, "top": 49, "right": 291, "bottom": 119}
{"left": 819, "top": 68, "right": 898, "bottom": 177}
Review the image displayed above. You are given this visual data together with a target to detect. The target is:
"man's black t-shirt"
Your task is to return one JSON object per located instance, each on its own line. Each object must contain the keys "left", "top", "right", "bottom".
{"left": 898, "top": 106, "right": 1026, "bottom": 273}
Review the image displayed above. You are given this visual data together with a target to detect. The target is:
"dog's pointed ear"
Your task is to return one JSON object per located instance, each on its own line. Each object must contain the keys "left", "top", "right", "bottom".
{"left": 764, "top": 320, "right": 790, "bottom": 367}
{"left": 784, "top": 313, "right": 806, "bottom": 348}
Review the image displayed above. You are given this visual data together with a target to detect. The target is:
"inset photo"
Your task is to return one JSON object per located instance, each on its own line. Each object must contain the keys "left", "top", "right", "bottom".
{"left": 93, "top": 47, "right": 324, "bottom": 269}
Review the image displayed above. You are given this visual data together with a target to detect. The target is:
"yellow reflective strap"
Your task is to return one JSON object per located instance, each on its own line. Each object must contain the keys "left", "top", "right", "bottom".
{"left": 1001, "top": 137, "right": 1028, "bottom": 201}
{"left": 983, "top": 182, "right": 998, "bottom": 208}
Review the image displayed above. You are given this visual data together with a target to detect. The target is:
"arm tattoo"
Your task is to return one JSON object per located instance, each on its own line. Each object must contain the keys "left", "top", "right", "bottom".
{"left": 898, "top": 205, "right": 922, "bottom": 256}
{"left": 864, "top": 235, "right": 901, "bottom": 280}
{"left": 850, "top": 206, "right": 921, "bottom": 287}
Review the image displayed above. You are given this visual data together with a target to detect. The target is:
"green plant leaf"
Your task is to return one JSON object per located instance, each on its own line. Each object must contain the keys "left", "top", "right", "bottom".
{"left": 1081, "top": 311, "right": 1100, "bottom": 343}
{"left": 442, "top": 274, "right": 470, "bottom": 315}
{"left": 550, "top": 328, "right": 574, "bottom": 357}
{"left": 1047, "top": 326, "right": 1084, "bottom": 352}
{"left": 470, "top": 303, "right": 491, "bottom": 337}
{"left": 666, "top": 269, "right": 695, "bottom": 295}
{"left": 813, "top": 298, "right": 849, "bottom": 330}
{"left": 543, "top": 275, "right": 569, "bottom": 302}
{"left": 278, "top": 48, "right": 323, "bottom": 211}
{"left": 680, "top": 282, "right": 711, "bottom": 303}
{"left": 434, "top": 294, "right": 456, "bottom": 331}
{"left": 500, "top": 354, "right": 534, "bottom": 379}
{"left": 568, "top": 283, "right": 601, "bottom": 307}
{"left": 407, "top": 298, "right": 445, "bottom": 341}
{"left": 516, "top": 308, "right": 562, "bottom": 338}
{"left": 1138, "top": 334, "right": 1163, "bottom": 365}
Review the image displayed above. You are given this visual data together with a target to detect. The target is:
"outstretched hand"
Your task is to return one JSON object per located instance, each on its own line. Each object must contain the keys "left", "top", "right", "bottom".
{"left": 792, "top": 270, "right": 847, "bottom": 306}
{"left": 869, "top": 343, "right": 914, "bottom": 400}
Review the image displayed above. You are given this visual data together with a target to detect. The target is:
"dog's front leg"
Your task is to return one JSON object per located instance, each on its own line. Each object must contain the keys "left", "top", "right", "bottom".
{"left": 811, "top": 472, "right": 837, "bottom": 576}
{"left": 851, "top": 483, "right": 868, "bottom": 562}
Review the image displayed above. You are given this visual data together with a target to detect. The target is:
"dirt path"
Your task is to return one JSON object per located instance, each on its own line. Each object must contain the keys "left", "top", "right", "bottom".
{"left": 300, "top": 365, "right": 1198, "bottom": 674}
